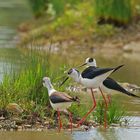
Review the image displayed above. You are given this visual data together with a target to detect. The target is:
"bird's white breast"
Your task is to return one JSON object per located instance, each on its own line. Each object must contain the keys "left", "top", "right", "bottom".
{"left": 80, "top": 70, "right": 114, "bottom": 89}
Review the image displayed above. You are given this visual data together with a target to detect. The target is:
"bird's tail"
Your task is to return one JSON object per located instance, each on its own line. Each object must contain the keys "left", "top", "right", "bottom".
{"left": 104, "top": 78, "right": 140, "bottom": 98}
{"left": 122, "top": 89, "right": 140, "bottom": 98}
{"left": 113, "top": 64, "right": 124, "bottom": 73}
{"left": 118, "top": 84, "right": 140, "bottom": 98}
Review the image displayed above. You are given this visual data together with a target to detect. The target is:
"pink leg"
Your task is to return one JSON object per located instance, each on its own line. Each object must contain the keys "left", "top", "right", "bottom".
{"left": 99, "top": 87, "right": 108, "bottom": 128}
{"left": 107, "top": 94, "right": 111, "bottom": 104}
{"left": 77, "top": 88, "right": 96, "bottom": 127}
{"left": 69, "top": 112, "right": 72, "bottom": 133}
{"left": 57, "top": 109, "right": 62, "bottom": 132}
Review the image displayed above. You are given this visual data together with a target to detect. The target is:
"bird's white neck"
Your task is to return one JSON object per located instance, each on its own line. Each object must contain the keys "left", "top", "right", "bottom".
{"left": 48, "top": 89, "right": 57, "bottom": 95}
{"left": 44, "top": 81, "right": 56, "bottom": 96}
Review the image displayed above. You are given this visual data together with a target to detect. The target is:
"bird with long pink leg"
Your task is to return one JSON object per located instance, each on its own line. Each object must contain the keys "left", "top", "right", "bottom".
{"left": 79, "top": 57, "right": 140, "bottom": 101}
{"left": 60, "top": 64, "right": 124, "bottom": 128}
{"left": 77, "top": 57, "right": 140, "bottom": 128}
{"left": 43, "top": 77, "right": 79, "bottom": 133}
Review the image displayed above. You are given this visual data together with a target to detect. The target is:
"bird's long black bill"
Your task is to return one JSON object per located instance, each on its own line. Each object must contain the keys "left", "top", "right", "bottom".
{"left": 113, "top": 64, "right": 124, "bottom": 73}
{"left": 59, "top": 77, "right": 69, "bottom": 87}
{"left": 77, "top": 63, "right": 87, "bottom": 68}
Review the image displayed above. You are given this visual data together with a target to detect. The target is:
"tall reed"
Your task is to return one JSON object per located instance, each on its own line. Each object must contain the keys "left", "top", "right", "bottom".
{"left": 94, "top": 99, "right": 126, "bottom": 125}
{"left": 94, "top": 0, "right": 132, "bottom": 25}
{"left": 0, "top": 49, "right": 69, "bottom": 117}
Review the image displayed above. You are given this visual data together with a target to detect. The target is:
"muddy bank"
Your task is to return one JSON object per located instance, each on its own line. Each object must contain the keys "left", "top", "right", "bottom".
{"left": 0, "top": 82, "right": 139, "bottom": 132}
{"left": 0, "top": 111, "right": 97, "bottom": 131}
{"left": 19, "top": 19, "right": 140, "bottom": 56}
{"left": 0, "top": 115, "right": 128, "bottom": 132}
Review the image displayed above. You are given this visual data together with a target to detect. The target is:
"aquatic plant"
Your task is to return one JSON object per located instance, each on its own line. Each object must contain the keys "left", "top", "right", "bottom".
{"left": 94, "top": 99, "right": 126, "bottom": 125}
{"left": 93, "top": 0, "right": 132, "bottom": 26}
{"left": 107, "top": 101, "right": 126, "bottom": 124}
{"left": 48, "top": 0, "right": 83, "bottom": 17}
{"left": 20, "top": 1, "right": 95, "bottom": 45}
{"left": 28, "top": 0, "right": 48, "bottom": 18}
{"left": 49, "top": 0, "right": 65, "bottom": 16}
{"left": 0, "top": 49, "right": 70, "bottom": 118}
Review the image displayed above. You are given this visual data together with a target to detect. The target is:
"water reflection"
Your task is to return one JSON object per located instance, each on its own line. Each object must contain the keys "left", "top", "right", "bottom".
{"left": 0, "top": 48, "right": 23, "bottom": 81}
{"left": 73, "top": 129, "right": 103, "bottom": 140}
{"left": 73, "top": 117, "right": 140, "bottom": 140}
{"left": 0, "top": 0, "right": 32, "bottom": 81}
{"left": 0, "top": 26, "right": 16, "bottom": 48}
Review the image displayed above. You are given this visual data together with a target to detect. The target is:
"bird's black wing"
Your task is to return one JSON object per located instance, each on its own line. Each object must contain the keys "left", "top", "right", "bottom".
{"left": 81, "top": 65, "right": 124, "bottom": 79}
{"left": 50, "top": 92, "right": 74, "bottom": 103}
{"left": 81, "top": 66, "right": 114, "bottom": 79}
{"left": 103, "top": 77, "right": 140, "bottom": 98}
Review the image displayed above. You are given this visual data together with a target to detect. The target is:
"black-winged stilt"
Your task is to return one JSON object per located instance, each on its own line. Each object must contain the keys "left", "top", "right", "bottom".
{"left": 60, "top": 64, "right": 123, "bottom": 127}
{"left": 80, "top": 57, "right": 140, "bottom": 99}
{"left": 78, "top": 57, "right": 140, "bottom": 128}
{"left": 43, "top": 77, "right": 79, "bottom": 132}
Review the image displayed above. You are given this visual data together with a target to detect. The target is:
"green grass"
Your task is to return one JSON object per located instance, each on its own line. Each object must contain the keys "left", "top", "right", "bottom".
{"left": 20, "top": 0, "right": 140, "bottom": 46}
{"left": 20, "top": 1, "right": 95, "bottom": 45}
{"left": 93, "top": 0, "right": 132, "bottom": 24}
{"left": 21, "top": 0, "right": 138, "bottom": 45}
{"left": 0, "top": 49, "right": 70, "bottom": 118}
{"left": 28, "top": 0, "right": 48, "bottom": 18}
{"left": 28, "top": 0, "right": 83, "bottom": 18}
{"left": 49, "top": 0, "right": 65, "bottom": 16}
{"left": 94, "top": 99, "right": 126, "bottom": 125}
{"left": 22, "top": 0, "right": 140, "bottom": 45}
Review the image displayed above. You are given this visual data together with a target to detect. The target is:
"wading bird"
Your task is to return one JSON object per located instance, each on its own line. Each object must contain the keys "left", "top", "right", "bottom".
{"left": 77, "top": 57, "right": 140, "bottom": 128}
{"left": 60, "top": 64, "right": 123, "bottom": 128}
{"left": 43, "top": 77, "right": 79, "bottom": 133}
{"left": 80, "top": 57, "right": 140, "bottom": 99}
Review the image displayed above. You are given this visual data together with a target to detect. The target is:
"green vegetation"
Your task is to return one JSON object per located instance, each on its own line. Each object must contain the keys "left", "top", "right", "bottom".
{"left": 94, "top": 99, "right": 126, "bottom": 125}
{"left": 28, "top": 0, "right": 48, "bottom": 18}
{"left": 20, "top": 1, "right": 96, "bottom": 45}
{"left": 28, "top": 0, "right": 83, "bottom": 18}
{"left": 69, "top": 97, "right": 126, "bottom": 125}
{"left": 94, "top": 0, "right": 132, "bottom": 25}
{"left": 0, "top": 51, "right": 48, "bottom": 113}
{"left": 21, "top": 0, "right": 140, "bottom": 46}
{"left": 49, "top": 0, "right": 65, "bottom": 16}
{"left": 0, "top": 49, "right": 69, "bottom": 117}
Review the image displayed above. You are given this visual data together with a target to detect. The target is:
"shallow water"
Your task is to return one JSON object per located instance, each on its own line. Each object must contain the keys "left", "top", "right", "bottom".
{"left": 0, "top": 0, "right": 140, "bottom": 140}
{"left": 0, "top": 116, "right": 140, "bottom": 140}
{"left": 73, "top": 116, "right": 140, "bottom": 140}
{"left": 0, "top": 0, "right": 31, "bottom": 81}
{"left": 0, "top": 131, "right": 71, "bottom": 140}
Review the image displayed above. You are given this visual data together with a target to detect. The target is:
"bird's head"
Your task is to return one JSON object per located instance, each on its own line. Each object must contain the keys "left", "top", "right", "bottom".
{"left": 77, "top": 57, "right": 97, "bottom": 67}
{"left": 60, "top": 68, "right": 80, "bottom": 87}
{"left": 67, "top": 68, "right": 80, "bottom": 79}
{"left": 85, "top": 57, "right": 97, "bottom": 67}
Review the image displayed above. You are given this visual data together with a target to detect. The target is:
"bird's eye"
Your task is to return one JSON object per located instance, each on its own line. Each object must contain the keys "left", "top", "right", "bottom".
{"left": 89, "top": 58, "right": 93, "bottom": 62}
